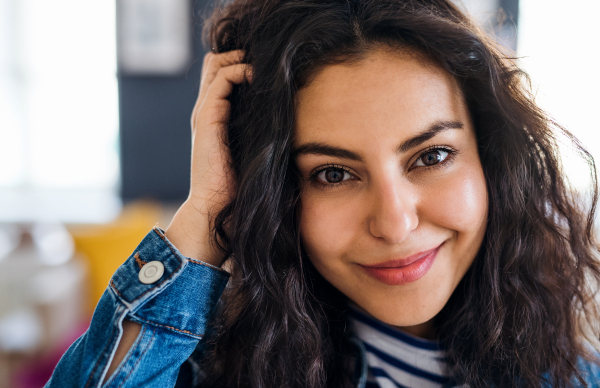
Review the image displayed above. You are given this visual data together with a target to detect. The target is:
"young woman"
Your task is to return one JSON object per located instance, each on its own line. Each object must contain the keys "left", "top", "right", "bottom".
{"left": 46, "top": 0, "right": 600, "bottom": 387}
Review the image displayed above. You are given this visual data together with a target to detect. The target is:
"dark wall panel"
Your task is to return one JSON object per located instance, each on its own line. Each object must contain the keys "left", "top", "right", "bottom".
{"left": 118, "top": 1, "right": 210, "bottom": 202}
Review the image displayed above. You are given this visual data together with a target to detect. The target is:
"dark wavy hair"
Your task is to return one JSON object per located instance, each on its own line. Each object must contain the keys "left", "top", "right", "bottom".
{"left": 196, "top": 0, "right": 600, "bottom": 386}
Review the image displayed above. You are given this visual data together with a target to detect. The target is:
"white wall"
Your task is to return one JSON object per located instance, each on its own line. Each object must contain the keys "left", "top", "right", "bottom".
{"left": 518, "top": 0, "right": 600, "bottom": 191}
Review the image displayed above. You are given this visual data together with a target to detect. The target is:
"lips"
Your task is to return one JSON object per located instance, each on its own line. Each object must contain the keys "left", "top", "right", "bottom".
{"left": 359, "top": 243, "right": 443, "bottom": 285}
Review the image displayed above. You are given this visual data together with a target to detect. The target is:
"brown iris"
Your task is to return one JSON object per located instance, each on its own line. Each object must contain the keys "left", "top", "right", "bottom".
{"left": 422, "top": 150, "right": 442, "bottom": 166}
{"left": 324, "top": 169, "right": 345, "bottom": 183}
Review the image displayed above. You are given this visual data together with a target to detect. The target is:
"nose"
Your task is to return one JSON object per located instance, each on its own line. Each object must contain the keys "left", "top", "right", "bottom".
{"left": 368, "top": 177, "right": 419, "bottom": 244}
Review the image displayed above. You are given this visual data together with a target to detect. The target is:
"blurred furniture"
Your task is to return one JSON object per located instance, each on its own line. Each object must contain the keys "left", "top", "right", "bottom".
{"left": 0, "top": 200, "right": 167, "bottom": 387}
{"left": 0, "top": 224, "right": 87, "bottom": 388}
{"left": 68, "top": 201, "right": 163, "bottom": 311}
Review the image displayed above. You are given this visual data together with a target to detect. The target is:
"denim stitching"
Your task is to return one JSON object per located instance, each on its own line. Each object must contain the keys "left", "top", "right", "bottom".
{"left": 152, "top": 227, "right": 180, "bottom": 258}
{"left": 110, "top": 280, "right": 122, "bottom": 298}
{"left": 105, "top": 324, "right": 147, "bottom": 387}
{"left": 110, "top": 259, "right": 183, "bottom": 304}
{"left": 188, "top": 257, "right": 229, "bottom": 272}
{"left": 152, "top": 227, "right": 228, "bottom": 273}
{"left": 85, "top": 318, "right": 118, "bottom": 388}
{"left": 134, "top": 253, "right": 147, "bottom": 269}
{"left": 116, "top": 325, "right": 157, "bottom": 388}
{"left": 132, "top": 315, "right": 203, "bottom": 338}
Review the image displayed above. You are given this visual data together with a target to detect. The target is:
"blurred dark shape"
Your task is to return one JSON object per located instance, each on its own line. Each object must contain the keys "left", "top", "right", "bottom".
{"left": 118, "top": 0, "right": 212, "bottom": 202}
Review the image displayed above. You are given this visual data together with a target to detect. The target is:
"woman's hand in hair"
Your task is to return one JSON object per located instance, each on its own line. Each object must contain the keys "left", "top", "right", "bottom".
{"left": 166, "top": 50, "right": 250, "bottom": 267}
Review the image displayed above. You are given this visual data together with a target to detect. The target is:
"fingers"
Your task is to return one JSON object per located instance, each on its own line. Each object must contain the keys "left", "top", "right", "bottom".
{"left": 192, "top": 62, "right": 251, "bottom": 130}
{"left": 200, "top": 50, "right": 246, "bottom": 92}
{"left": 196, "top": 50, "right": 248, "bottom": 115}
{"left": 193, "top": 50, "right": 249, "bottom": 124}
{"left": 195, "top": 63, "right": 250, "bottom": 127}
{"left": 205, "top": 63, "right": 251, "bottom": 101}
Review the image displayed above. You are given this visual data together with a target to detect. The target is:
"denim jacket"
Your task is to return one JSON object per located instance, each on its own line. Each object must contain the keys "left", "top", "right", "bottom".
{"left": 44, "top": 228, "right": 600, "bottom": 388}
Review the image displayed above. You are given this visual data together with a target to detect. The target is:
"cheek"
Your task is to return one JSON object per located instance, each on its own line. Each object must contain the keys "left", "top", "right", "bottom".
{"left": 299, "top": 192, "right": 363, "bottom": 265}
{"left": 428, "top": 175, "right": 486, "bottom": 226}
{"left": 420, "top": 158, "right": 488, "bottom": 251}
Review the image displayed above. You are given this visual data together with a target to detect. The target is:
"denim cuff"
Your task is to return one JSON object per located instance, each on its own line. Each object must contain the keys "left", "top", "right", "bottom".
{"left": 110, "top": 227, "right": 230, "bottom": 339}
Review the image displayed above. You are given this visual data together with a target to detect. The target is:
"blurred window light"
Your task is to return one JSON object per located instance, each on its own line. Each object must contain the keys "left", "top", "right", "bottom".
{"left": 518, "top": 0, "right": 600, "bottom": 191}
{"left": 0, "top": 0, "right": 119, "bottom": 189}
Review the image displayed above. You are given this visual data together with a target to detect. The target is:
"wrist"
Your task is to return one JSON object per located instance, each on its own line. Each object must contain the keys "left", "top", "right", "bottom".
{"left": 165, "top": 200, "right": 225, "bottom": 267}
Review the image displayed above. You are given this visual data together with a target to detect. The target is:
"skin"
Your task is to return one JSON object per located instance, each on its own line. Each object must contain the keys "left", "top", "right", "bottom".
{"left": 294, "top": 48, "right": 488, "bottom": 339}
{"left": 106, "top": 47, "right": 487, "bottom": 380}
{"left": 105, "top": 50, "right": 248, "bottom": 382}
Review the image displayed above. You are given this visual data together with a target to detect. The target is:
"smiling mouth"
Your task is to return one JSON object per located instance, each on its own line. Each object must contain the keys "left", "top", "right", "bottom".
{"left": 358, "top": 242, "right": 445, "bottom": 285}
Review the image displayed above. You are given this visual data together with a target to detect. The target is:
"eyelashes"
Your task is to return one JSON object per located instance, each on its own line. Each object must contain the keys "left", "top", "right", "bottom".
{"left": 309, "top": 164, "right": 355, "bottom": 189}
{"left": 411, "top": 145, "right": 456, "bottom": 170}
{"left": 308, "top": 145, "right": 457, "bottom": 189}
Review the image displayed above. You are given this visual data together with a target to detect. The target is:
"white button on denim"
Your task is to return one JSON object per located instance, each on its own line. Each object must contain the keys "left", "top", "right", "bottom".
{"left": 139, "top": 261, "right": 165, "bottom": 284}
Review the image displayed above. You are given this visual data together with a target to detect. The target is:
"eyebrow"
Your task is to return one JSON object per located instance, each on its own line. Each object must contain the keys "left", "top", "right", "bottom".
{"left": 292, "top": 120, "right": 464, "bottom": 161}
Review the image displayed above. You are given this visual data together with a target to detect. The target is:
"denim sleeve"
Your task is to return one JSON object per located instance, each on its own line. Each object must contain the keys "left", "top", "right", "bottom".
{"left": 44, "top": 227, "right": 230, "bottom": 388}
{"left": 575, "top": 349, "right": 600, "bottom": 388}
{"left": 540, "top": 347, "right": 600, "bottom": 387}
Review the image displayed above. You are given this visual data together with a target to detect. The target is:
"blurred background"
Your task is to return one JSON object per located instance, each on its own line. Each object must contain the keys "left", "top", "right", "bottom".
{"left": 0, "top": 0, "right": 598, "bottom": 386}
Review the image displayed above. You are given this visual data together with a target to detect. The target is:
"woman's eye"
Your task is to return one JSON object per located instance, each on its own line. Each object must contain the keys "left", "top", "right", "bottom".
{"left": 316, "top": 168, "right": 352, "bottom": 184}
{"left": 414, "top": 149, "right": 450, "bottom": 167}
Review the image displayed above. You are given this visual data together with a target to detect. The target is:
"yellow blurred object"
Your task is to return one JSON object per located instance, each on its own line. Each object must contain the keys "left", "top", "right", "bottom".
{"left": 68, "top": 201, "right": 163, "bottom": 315}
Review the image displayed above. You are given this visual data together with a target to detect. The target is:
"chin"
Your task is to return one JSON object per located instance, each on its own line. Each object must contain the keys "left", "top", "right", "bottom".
{"left": 381, "top": 308, "right": 438, "bottom": 328}
{"left": 363, "top": 301, "right": 439, "bottom": 326}
{"left": 347, "top": 272, "right": 456, "bottom": 334}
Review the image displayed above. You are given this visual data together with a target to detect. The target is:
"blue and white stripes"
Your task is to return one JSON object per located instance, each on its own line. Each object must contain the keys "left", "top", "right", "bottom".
{"left": 348, "top": 308, "right": 452, "bottom": 388}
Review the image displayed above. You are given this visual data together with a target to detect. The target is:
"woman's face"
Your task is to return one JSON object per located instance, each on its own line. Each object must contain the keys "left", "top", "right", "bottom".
{"left": 294, "top": 48, "right": 488, "bottom": 338}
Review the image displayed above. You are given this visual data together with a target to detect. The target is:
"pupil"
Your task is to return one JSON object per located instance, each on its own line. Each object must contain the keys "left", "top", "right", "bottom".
{"left": 326, "top": 169, "right": 344, "bottom": 183}
{"left": 424, "top": 151, "right": 441, "bottom": 166}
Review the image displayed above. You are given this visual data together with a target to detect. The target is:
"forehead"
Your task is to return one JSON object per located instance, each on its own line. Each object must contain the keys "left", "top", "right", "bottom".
{"left": 294, "top": 49, "right": 470, "bottom": 148}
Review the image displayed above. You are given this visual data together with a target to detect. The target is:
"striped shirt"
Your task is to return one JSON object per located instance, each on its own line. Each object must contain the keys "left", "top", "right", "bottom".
{"left": 348, "top": 308, "right": 452, "bottom": 388}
